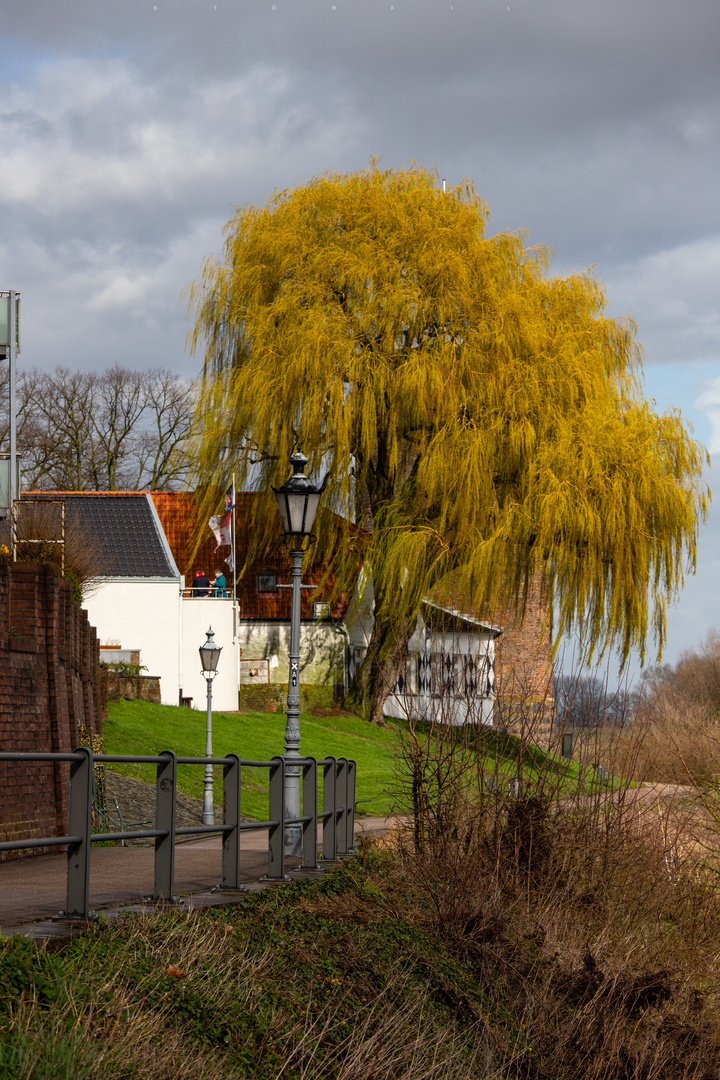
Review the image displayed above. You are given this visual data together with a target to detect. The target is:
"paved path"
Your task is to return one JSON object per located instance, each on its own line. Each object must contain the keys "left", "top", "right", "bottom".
{"left": 0, "top": 817, "right": 395, "bottom": 936}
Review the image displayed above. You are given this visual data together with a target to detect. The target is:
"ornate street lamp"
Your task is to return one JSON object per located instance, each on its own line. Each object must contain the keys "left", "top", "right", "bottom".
{"left": 199, "top": 627, "right": 222, "bottom": 825}
{"left": 273, "top": 450, "right": 323, "bottom": 854}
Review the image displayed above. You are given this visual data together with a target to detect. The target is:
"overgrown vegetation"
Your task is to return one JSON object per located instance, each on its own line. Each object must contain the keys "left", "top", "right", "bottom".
{"left": 8, "top": 679, "right": 720, "bottom": 1076}
{"left": 570, "top": 629, "right": 720, "bottom": 787}
{"left": 4, "top": 747, "right": 720, "bottom": 1078}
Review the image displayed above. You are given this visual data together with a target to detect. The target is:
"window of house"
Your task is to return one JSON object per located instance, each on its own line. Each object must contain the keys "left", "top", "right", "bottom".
{"left": 256, "top": 571, "right": 278, "bottom": 593}
{"left": 312, "top": 601, "right": 330, "bottom": 619}
{"left": 240, "top": 659, "right": 270, "bottom": 684}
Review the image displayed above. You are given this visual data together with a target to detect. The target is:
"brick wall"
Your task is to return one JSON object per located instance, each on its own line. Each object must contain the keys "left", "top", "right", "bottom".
{"left": 492, "top": 579, "right": 555, "bottom": 747}
{"left": 0, "top": 557, "right": 104, "bottom": 859}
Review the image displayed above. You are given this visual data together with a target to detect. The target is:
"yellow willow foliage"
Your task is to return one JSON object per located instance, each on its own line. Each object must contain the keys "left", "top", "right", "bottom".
{"left": 186, "top": 162, "right": 708, "bottom": 665}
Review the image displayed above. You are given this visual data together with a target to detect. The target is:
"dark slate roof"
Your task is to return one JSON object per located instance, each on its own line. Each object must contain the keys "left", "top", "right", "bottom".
{"left": 23, "top": 493, "right": 178, "bottom": 579}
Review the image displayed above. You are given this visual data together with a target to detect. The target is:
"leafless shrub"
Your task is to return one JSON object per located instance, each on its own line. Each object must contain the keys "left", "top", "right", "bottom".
{"left": 382, "top": 679, "right": 720, "bottom": 1079}
{"left": 10, "top": 500, "right": 105, "bottom": 600}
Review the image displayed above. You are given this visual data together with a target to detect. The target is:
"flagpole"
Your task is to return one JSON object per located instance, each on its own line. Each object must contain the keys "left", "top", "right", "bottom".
{"left": 231, "top": 472, "right": 236, "bottom": 601}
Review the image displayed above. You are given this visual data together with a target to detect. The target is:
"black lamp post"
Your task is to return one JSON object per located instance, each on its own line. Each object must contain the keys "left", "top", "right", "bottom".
{"left": 199, "top": 626, "right": 222, "bottom": 825}
{"left": 273, "top": 450, "right": 323, "bottom": 854}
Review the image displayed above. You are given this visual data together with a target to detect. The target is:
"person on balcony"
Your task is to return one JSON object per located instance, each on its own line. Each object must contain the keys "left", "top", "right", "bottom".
{"left": 211, "top": 568, "right": 227, "bottom": 597}
{"left": 192, "top": 570, "right": 210, "bottom": 596}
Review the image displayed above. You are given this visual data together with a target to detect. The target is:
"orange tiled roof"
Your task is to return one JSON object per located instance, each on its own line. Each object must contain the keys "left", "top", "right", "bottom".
{"left": 151, "top": 491, "right": 352, "bottom": 621}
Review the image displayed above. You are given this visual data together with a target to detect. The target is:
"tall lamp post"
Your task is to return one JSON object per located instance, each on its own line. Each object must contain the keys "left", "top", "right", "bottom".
{"left": 273, "top": 450, "right": 323, "bottom": 855}
{"left": 0, "top": 291, "right": 20, "bottom": 518}
{"left": 199, "top": 627, "right": 222, "bottom": 825}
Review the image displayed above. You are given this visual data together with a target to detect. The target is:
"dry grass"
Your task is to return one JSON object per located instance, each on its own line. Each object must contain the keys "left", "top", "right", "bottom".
{"left": 375, "top": 702, "right": 720, "bottom": 1080}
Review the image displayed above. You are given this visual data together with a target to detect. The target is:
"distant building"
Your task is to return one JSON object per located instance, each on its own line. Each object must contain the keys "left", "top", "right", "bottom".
{"left": 20, "top": 492, "right": 553, "bottom": 740}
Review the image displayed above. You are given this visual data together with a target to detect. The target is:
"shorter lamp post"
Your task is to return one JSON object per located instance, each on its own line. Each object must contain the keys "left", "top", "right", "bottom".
{"left": 273, "top": 450, "right": 323, "bottom": 855}
{"left": 199, "top": 627, "right": 222, "bottom": 825}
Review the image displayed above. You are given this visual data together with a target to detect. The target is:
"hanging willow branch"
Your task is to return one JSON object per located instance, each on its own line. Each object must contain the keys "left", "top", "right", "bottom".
{"left": 186, "top": 162, "right": 708, "bottom": 672}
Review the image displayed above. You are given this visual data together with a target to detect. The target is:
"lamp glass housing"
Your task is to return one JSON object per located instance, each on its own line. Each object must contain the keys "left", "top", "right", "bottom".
{"left": 273, "top": 450, "right": 323, "bottom": 541}
{"left": 199, "top": 627, "right": 222, "bottom": 672}
{"left": 274, "top": 488, "right": 321, "bottom": 537}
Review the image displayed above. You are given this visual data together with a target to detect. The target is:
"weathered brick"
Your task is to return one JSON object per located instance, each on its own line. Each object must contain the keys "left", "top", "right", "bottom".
{"left": 0, "top": 556, "right": 105, "bottom": 860}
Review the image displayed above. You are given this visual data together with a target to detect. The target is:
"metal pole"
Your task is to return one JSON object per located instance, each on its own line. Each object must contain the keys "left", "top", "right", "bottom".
{"left": 202, "top": 674, "right": 215, "bottom": 825}
{"left": 323, "top": 756, "right": 337, "bottom": 861}
{"left": 8, "top": 291, "right": 17, "bottom": 512}
{"left": 283, "top": 546, "right": 304, "bottom": 854}
{"left": 65, "top": 746, "right": 93, "bottom": 919}
{"left": 221, "top": 752, "right": 243, "bottom": 889}
{"left": 266, "top": 755, "right": 287, "bottom": 880}
{"left": 231, "top": 472, "right": 236, "bottom": 601}
{"left": 154, "top": 750, "right": 177, "bottom": 901}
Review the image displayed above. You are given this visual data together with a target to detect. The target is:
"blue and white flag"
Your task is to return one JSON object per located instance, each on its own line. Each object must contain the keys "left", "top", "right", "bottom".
{"left": 225, "top": 482, "right": 235, "bottom": 512}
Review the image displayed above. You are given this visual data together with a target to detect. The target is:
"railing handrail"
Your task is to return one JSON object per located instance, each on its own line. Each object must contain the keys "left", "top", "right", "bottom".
{"left": 0, "top": 746, "right": 358, "bottom": 920}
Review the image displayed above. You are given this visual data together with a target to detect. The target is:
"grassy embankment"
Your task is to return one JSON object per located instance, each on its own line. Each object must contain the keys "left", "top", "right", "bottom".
{"left": 5, "top": 706, "right": 717, "bottom": 1077}
{"left": 102, "top": 699, "right": 588, "bottom": 819}
{"left": 4, "top": 797, "right": 720, "bottom": 1078}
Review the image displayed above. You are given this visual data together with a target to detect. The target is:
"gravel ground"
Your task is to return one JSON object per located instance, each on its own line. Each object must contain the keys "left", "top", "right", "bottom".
{"left": 103, "top": 770, "right": 253, "bottom": 840}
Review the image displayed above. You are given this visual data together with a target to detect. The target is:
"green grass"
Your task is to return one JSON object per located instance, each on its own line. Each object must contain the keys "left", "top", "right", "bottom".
{"left": 102, "top": 700, "right": 589, "bottom": 822}
{"left": 103, "top": 700, "right": 401, "bottom": 819}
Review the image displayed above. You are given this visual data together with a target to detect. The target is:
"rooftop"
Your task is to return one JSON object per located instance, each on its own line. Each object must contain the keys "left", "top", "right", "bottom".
{"left": 22, "top": 492, "right": 179, "bottom": 579}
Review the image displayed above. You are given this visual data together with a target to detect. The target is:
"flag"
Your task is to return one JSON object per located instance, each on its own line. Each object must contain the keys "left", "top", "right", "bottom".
{"left": 224, "top": 550, "right": 234, "bottom": 573}
{"left": 208, "top": 511, "right": 232, "bottom": 546}
{"left": 225, "top": 482, "right": 235, "bottom": 512}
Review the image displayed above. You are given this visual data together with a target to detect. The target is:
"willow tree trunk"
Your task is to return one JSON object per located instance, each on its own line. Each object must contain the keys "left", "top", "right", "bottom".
{"left": 344, "top": 593, "right": 416, "bottom": 725}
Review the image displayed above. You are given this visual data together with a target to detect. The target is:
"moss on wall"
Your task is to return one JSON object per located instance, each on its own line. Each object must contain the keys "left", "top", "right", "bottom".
{"left": 237, "top": 683, "right": 341, "bottom": 713}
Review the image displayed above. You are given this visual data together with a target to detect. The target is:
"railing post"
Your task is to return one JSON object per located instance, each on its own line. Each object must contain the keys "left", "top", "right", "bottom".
{"left": 323, "top": 756, "right": 337, "bottom": 861}
{"left": 302, "top": 756, "right": 321, "bottom": 871}
{"left": 154, "top": 750, "right": 177, "bottom": 902}
{"left": 265, "top": 755, "right": 287, "bottom": 881}
{"left": 65, "top": 747, "right": 93, "bottom": 919}
{"left": 346, "top": 758, "right": 357, "bottom": 854}
{"left": 221, "top": 753, "right": 244, "bottom": 890}
{"left": 335, "top": 757, "right": 348, "bottom": 856}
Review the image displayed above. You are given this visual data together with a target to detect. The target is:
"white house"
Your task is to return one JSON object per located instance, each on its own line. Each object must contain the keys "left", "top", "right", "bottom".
{"left": 343, "top": 575, "right": 500, "bottom": 725}
{"left": 26, "top": 492, "right": 243, "bottom": 711}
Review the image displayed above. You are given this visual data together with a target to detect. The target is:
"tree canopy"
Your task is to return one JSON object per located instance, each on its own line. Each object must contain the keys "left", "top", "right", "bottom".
{"left": 187, "top": 163, "right": 708, "bottom": 718}
{"left": 0, "top": 365, "right": 195, "bottom": 491}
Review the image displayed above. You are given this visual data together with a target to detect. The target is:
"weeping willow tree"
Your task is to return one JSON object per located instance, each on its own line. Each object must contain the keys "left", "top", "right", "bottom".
{"left": 187, "top": 163, "right": 708, "bottom": 723}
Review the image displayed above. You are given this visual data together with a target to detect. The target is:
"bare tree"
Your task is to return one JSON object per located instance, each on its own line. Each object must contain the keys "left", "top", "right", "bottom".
{"left": 553, "top": 672, "right": 630, "bottom": 729}
{"left": 0, "top": 364, "right": 195, "bottom": 491}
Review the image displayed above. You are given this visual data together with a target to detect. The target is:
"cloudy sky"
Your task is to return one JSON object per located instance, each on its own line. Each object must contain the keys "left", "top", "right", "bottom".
{"left": 1, "top": 0, "right": 719, "bottom": 677}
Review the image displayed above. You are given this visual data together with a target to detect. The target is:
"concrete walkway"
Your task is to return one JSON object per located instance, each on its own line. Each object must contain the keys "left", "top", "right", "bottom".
{"left": 0, "top": 816, "right": 395, "bottom": 938}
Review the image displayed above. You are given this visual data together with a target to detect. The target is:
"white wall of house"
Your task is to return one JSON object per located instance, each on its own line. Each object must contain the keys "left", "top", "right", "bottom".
{"left": 237, "top": 620, "right": 345, "bottom": 689}
{"left": 83, "top": 578, "right": 182, "bottom": 707}
{"left": 383, "top": 623, "right": 496, "bottom": 725}
{"left": 181, "top": 597, "right": 240, "bottom": 712}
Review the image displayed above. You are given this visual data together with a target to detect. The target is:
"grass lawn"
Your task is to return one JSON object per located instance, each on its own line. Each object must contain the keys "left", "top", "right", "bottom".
{"left": 103, "top": 700, "right": 401, "bottom": 820}
{"left": 102, "top": 700, "right": 589, "bottom": 821}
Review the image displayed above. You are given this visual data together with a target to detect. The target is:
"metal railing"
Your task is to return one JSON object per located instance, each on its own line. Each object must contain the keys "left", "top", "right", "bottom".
{"left": 0, "top": 749, "right": 357, "bottom": 920}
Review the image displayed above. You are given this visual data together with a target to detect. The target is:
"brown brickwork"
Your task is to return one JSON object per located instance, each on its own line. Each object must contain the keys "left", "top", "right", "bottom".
{"left": 0, "top": 556, "right": 104, "bottom": 860}
{"left": 491, "top": 579, "right": 555, "bottom": 747}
